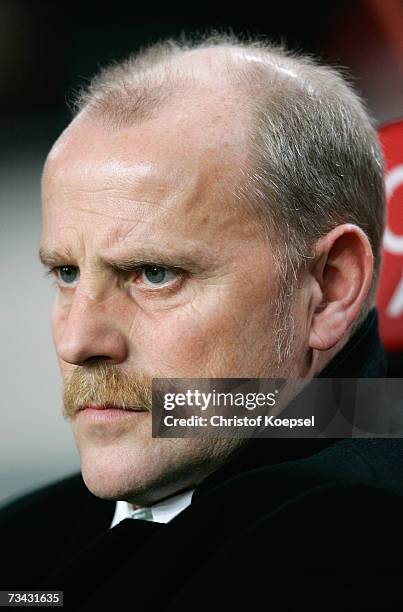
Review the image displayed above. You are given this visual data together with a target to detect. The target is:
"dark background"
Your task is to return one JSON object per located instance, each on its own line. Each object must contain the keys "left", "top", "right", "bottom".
{"left": 2, "top": 0, "right": 403, "bottom": 149}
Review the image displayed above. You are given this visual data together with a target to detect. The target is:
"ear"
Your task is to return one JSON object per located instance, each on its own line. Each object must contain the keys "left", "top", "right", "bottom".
{"left": 308, "top": 224, "right": 374, "bottom": 351}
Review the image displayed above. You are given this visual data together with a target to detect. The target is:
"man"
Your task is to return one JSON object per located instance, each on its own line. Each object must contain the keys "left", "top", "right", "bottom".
{"left": 1, "top": 34, "right": 403, "bottom": 610}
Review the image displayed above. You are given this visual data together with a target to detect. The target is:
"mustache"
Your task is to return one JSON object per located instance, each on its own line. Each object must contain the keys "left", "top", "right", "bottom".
{"left": 63, "top": 364, "right": 152, "bottom": 419}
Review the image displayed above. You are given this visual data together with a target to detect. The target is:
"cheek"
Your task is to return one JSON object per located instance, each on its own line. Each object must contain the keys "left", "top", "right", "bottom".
{"left": 132, "top": 290, "right": 275, "bottom": 377}
{"left": 134, "top": 311, "right": 216, "bottom": 375}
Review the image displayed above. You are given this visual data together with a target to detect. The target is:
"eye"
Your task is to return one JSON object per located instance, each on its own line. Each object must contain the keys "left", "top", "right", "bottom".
{"left": 140, "top": 265, "right": 177, "bottom": 287}
{"left": 56, "top": 266, "right": 80, "bottom": 286}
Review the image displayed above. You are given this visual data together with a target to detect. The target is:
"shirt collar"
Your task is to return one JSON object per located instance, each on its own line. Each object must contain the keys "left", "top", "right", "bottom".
{"left": 110, "top": 488, "right": 194, "bottom": 529}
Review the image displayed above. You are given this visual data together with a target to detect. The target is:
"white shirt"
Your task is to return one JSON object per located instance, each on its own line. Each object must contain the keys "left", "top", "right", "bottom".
{"left": 109, "top": 489, "right": 194, "bottom": 528}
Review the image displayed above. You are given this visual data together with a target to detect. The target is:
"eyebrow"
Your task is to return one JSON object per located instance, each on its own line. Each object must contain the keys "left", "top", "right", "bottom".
{"left": 39, "top": 246, "right": 77, "bottom": 268}
{"left": 38, "top": 245, "right": 213, "bottom": 274}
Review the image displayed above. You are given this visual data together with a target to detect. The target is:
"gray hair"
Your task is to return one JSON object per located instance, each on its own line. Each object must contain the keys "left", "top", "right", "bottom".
{"left": 74, "top": 33, "right": 385, "bottom": 355}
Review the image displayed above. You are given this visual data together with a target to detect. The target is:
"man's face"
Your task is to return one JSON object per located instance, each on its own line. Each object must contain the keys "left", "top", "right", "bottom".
{"left": 41, "top": 100, "right": 305, "bottom": 504}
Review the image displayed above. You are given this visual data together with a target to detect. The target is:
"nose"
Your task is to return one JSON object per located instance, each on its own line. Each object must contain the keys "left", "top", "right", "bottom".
{"left": 53, "top": 291, "right": 129, "bottom": 366}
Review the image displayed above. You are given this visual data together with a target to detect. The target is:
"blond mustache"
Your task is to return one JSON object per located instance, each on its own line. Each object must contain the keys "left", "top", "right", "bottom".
{"left": 63, "top": 364, "right": 152, "bottom": 420}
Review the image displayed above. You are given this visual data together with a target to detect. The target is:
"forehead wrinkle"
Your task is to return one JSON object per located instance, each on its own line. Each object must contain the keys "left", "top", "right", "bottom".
{"left": 44, "top": 166, "right": 196, "bottom": 220}
{"left": 44, "top": 155, "right": 176, "bottom": 203}
{"left": 69, "top": 203, "right": 166, "bottom": 222}
{"left": 43, "top": 192, "right": 178, "bottom": 227}
{"left": 44, "top": 180, "right": 166, "bottom": 205}
{"left": 105, "top": 222, "right": 143, "bottom": 249}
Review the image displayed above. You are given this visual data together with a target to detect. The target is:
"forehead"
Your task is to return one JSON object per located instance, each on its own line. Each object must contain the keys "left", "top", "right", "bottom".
{"left": 41, "top": 95, "right": 257, "bottom": 253}
{"left": 44, "top": 90, "right": 249, "bottom": 191}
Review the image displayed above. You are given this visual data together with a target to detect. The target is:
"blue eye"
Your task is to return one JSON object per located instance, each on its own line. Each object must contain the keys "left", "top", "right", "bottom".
{"left": 142, "top": 265, "right": 175, "bottom": 285}
{"left": 58, "top": 266, "right": 79, "bottom": 284}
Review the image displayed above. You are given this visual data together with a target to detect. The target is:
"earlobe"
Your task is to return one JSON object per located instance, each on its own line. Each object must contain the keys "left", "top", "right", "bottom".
{"left": 307, "top": 224, "right": 373, "bottom": 352}
{"left": 309, "top": 304, "right": 348, "bottom": 351}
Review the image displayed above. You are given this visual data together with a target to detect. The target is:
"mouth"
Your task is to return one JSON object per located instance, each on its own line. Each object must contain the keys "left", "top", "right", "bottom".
{"left": 78, "top": 404, "right": 148, "bottom": 412}
{"left": 76, "top": 404, "right": 149, "bottom": 422}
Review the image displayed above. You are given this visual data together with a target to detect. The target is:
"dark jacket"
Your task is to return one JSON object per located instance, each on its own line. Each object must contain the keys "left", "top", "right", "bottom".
{"left": 1, "top": 307, "right": 403, "bottom": 611}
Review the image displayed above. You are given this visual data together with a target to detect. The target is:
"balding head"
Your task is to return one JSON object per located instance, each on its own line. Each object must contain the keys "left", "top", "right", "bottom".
{"left": 72, "top": 34, "right": 385, "bottom": 333}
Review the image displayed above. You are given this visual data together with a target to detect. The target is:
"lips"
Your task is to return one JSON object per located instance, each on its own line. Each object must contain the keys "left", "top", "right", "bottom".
{"left": 79, "top": 404, "right": 147, "bottom": 412}
{"left": 75, "top": 403, "right": 149, "bottom": 423}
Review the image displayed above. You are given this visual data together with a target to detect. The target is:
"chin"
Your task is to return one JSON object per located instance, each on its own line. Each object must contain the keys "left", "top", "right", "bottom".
{"left": 77, "top": 435, "right": 241, "bottom": 505}
{"left": 76, "top": 437, "right": 214, "bottom": 505}
{"left": 77, "top": 440, "right": 167, "bottom": 503}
